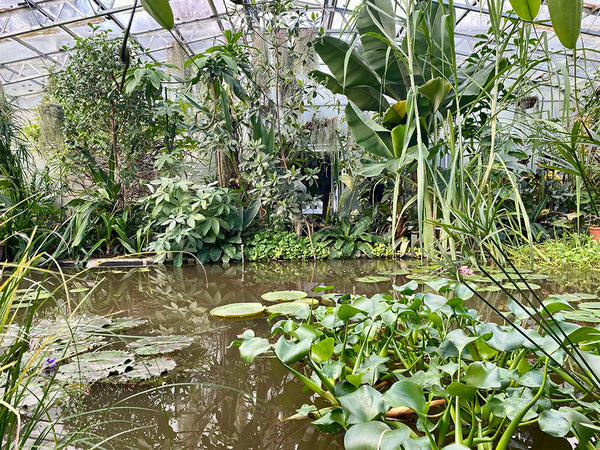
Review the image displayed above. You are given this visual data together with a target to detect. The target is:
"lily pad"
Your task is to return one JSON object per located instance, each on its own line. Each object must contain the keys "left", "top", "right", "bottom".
{"left": 355, "top": 276, "right": 391, "bottom": 283}
{"left": 266, "top": 303, "right": 310, "bottom": 315}
{"left": 127, "top": 335, "right": 195, "bottom": 356}
{"left": 501, "top": 282, "right": 541, "bottom": 291}
{"left": 260, "top": 290, "right": 307, "bottom": 302}
{"left": 210, "top": 302, "right": 266, "bottom": 319}
{"left": 56, "top": 350, "right": 135, "bottom": 383}
{"left": 110, "top": 357, "right": 177, "bottom": 383}
{"left": 294, "top": 298, "right": 320, "bottom": 306}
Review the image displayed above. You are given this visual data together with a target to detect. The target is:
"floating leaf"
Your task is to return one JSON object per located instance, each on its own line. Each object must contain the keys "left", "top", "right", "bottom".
{"left": 110, "top": 357, "right": 177, "bottom": 383}
{"left": 210, "top": 302, "right": 265, "bottom": 319}
{"left": 266, "top": 302, "right": 310, "bottom": 316}
{"left": 56, "top": 351, "right": 135, "bottom": 383}
{"left": 311, "top": 337, "right": 335, "bottom": 363}
{"left": 127, "top": 335, "right": 194, "bottom": 356}
{"left": 383, "top": 380, "right": 426, "bottom": 414}
{"left": 295, "top": 298, "right": 320, "bottom": 306}
{"left": 261, "top": 290, "right": 307, "bottom": 302}
{"left": 501, "top": 282, "right": 541, "bottom": 291}
{"left": 239, "top": 335, "right": 271, "bottom": 363}
{"left": 274, "top": 336, "right": 312, "bottom": 364}
{"left": 355, "top": 276, "right": 391, "bottom": 283}
{"left": 465, "top": 362, "right": 501, "bottom": 389}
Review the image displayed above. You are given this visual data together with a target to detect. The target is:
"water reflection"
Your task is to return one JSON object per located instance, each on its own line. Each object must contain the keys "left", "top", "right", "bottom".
{"left": 41, "top": 260, "right": 581, "bottom": 448}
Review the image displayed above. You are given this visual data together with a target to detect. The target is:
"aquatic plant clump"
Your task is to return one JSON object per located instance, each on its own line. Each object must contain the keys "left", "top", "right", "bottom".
{"left": 235, "top": 280, "right": 600, "bottom": 448}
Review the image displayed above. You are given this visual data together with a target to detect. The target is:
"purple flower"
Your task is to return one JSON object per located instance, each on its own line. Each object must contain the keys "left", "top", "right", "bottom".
{"left": 459, "top": 265, "right": 474, "bottom": 276}
{"left": 43, "top": 357, "right": 57, "bottom": 374}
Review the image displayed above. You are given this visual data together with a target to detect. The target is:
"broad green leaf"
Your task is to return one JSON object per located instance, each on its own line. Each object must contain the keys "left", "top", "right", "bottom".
{"left": 444, "top": 328, "right": 480, "bottom": 354}
{"left": 312, "top": 408, "right": 345, "bottom": 434}
{"left": 383, "top": 380, "right": 426, "bottom": 414}
{"left": 424, "top": 278, "right": 449, "bottom": 293}
{"left": 538, "top": 409, "right": 571, "bottom": 437}
{"left": 141, "top": 0, "right": 174, "bottom": 30}
{"left": 418, "top": 77, "right": 452, "bottom": 113}
{"left": 274, "top": 336, "right": 312, "bottom": 364}
{"left": 337, "top": 304, "right": 364, "bottom": 321}
{"left": 465, "top": 361, "right": 501, "bottom": 389}
{"left": 238, "top": 335, "right": 271, "bottom": 363}
{"left": 478, "top": 323, "right": 525, "bottom": 352}
{"left": 339, "top": 385, "right": 388, "bottom": 423}
{"left": 311, "top": 337, "right": 335, "bottom": 363}
{"left": 344, "top": 421, "right": 391, "bottom": 450}
{"left": 508, "top": 0, "right": 540, "bottom": 21}
{"left": 127, "top": 335, "right": 194, "bottom": 356}
{"left": 346, "top": 102, "right": 394, "bottom": 159}
{"left": 446, "top": 382, "right": 477, "bottom": 400}
{"left": 266, "top": 302, "right": 310, "bottom": 316}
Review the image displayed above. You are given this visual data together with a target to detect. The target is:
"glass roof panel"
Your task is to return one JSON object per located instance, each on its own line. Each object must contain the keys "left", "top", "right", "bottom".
{"left": 2, "top": 0, "right": 600, "bottom": 104}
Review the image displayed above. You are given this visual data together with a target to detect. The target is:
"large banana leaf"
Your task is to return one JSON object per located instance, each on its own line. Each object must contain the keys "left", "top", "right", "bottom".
{"left": 313, "top": 37, "right": 382, "bottom": 92}
{"left": 310, "top": 70, "right": 389, "bottom": 111}
{"left": 345, "top": 102, "right": 394, "bottom": 159}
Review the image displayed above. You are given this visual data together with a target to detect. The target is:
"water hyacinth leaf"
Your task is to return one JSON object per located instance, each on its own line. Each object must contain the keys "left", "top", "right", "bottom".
{"left": 127, "top": 335, "right": 194, "bottom": 356}
{"left": 478, "top": 323, "right": 525, "bottom": 352}
{"left": 274, "top": 336, "right": 312, "bottom": 364}
{"left": 209, "top": 302, "right": 265, "bottom": 319}
{"left": 541, "top": 297, "right": 573, "bottom": 315}
{"left": 465, "top": 361, "right": 501, "bottom": 389}
{"left": 446, "top": 382, "right": 477, "bottom": 400}
{"left": 311, "top": 337, "right": 335, "bottom": 363}
{"left": 339, "top": 385, "right": 388, "bottom": 423}
{"left": 445, "top": 328, "right": 481, "bottom": 354}
{"left": 261, "top": 290, "right": 307, "bottom": 302}
{"left": 507, "top": 299, "right": 536, "bottom": 320}
{"left": 357, "top": 354, "right": 390, "bottom": 386}
{"left": 355, "top": 276, "right": 391, "bottom": 283}
{"left": 312, "top": 408, "right": 345, "bottom": 434}
{"left": 344, "top": 421, "right": 391, "bottom": 450}
{"left": 393, "top": 280, "right": 419, "bottom": 293}
{"left": 454, "top": 283, "right": 475, "bottom": 300}
{"left": 380, "top": 424, "right": 412, "bottom": 450}
{"left": 346, "top": 372, "right": 366, "bottom": 388}
{"left": 383, "top": 380, "right": 426, "bottom": 414}
{"left": 314, "top": 285, "right": 333, "bottom": 293}
{"left": 441, "top": 445, "right": 472, "bottom": 450}
{"left": 423, "top": 293, "right": 451, "bottom": 312}
{"left": 266, "top": 302, "right": 310, "bottom": 316}
{"left": 517, "top": 369, "right": 545, "bottom": 388}
{"left": 337, "top": 304, "right": 364, "bottom": 321}
{"left": 565, "top": 326, "right": 600, "bottom": 345}
{"left": 239, "top": 336, "right": 271, "bottom": 363}
{"left": 538, "top": 409, "right": 571, "bottom": 437}
{"left": 424, "top": 278, "right": 449, "bottom": 292}
{"left": 140, "top": 0, "right": 174, "bottom": 30}
{"left": 291, "top": 323, "right": 319, "bottom": 341}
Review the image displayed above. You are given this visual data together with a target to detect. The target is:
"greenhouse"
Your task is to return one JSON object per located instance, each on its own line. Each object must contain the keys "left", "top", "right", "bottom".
{"left": 2, "top": 0, "right": 600, "bottom": 448}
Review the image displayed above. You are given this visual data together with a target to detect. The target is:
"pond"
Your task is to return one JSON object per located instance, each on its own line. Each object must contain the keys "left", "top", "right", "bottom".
{"left": 27, "top": 260, "right": 592, "bottom": 448}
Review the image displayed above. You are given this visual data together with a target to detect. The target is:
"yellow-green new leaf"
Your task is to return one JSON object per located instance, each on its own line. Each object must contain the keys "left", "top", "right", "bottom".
{"left": 508, "top": 0, "right": 540, "bottom": 21}
{"left": 141, "top": 0, "right": 174, "bottom": 30}
{"left": 546, "top": 0, "right": 582, "bottom": 49}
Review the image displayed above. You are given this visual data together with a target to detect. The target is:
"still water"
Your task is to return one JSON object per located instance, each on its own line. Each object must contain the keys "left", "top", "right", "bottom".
{"left": 41, "top": 259, "right": 581, "bottom": 449}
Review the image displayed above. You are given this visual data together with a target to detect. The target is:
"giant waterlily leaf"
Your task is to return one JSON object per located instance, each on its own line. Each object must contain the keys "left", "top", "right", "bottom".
{"left": 110, "top": 357, "right": 176, "bottom": 383}
{"left": 261, "top": 290, "right": 307, "bottom": 302}
{"left": 127, "top": 335, "right": 194, "bottom": 356}
{"left": 355, "top": 275, "right": 391, "bottom": 283}
{"left": 339, "top": 385, "right": 388, "bottom": 424}
{"left": 210, "top": 302, "right": 265, "bottom": 319}
{"left": 56, "top": 351, "right": 135, "bottom": 383}
{"left": 266, "top": 302, "right": 310, "bottom": 316}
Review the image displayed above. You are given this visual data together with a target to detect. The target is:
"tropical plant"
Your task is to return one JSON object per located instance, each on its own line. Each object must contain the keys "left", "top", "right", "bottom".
{"left": 316, "top": 216, "right": 383, "bottom": 259}
{"left": 142, "top": 178, "right": 259, "bottom": 265}
{"left": 244, "top": 230, "right": 329, "bottom": 261}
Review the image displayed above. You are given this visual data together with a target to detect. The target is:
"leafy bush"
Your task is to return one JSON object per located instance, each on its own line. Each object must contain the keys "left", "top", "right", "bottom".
{"left": 315, "top": 217, "right": 383, "bottom": 259}
{"left": 244, "top": 231, "right": 329, "bottom": 261}
{"left": 143, "top": 178, "right": 256, "bottom": 265}
{"left": 509, "top": 232, "right": 600, "bottom": 270}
